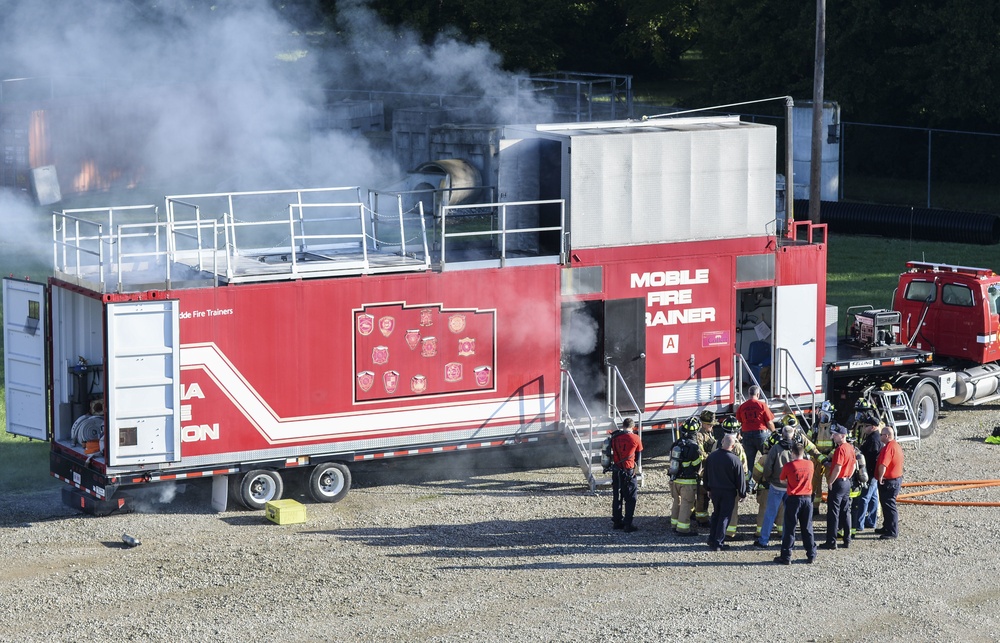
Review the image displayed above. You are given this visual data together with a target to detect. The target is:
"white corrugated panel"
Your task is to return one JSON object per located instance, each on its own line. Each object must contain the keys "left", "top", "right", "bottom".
{"left": 569, "top": 124, "right": 776, "bottom": 248}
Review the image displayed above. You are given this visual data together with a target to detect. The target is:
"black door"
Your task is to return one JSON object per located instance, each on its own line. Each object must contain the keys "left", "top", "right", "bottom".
{"left": 604, "top": 298, "right": 646, "bottom": 413}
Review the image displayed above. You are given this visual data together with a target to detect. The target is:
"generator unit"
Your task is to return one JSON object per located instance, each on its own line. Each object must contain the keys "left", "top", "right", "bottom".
{"left": 851, "top": 309, "right": 901, "bottom": 348}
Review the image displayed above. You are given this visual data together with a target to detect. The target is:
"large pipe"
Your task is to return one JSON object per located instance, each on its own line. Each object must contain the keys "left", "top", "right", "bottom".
{"left": 793, "top": 199, "right": 1000, "bottom": 245}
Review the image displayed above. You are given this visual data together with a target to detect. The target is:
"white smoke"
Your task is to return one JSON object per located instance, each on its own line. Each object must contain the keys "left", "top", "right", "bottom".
{"left": 561, "top": 301, "right": 599, "bottom": 356}
{"left": 0, "top": 0, "right": 549, "bottom": 198}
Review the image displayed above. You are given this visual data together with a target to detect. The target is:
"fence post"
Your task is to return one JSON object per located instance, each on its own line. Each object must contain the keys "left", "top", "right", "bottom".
{"left": 926, "top": 129, "right": 933, "bottom": 209}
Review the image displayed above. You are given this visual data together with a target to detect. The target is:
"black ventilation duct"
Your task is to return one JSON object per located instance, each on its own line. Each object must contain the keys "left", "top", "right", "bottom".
{"left": 793, "top": 200, "right": 1000, "bottom": 245}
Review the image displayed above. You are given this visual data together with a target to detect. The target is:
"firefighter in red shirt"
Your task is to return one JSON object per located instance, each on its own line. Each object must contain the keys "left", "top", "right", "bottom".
{"left": 875, "top": 425, "right": 904, "bottom": 539}
{"left": 819, "top": 424, "right": 856, "bottom": 550}
{"left": 775, "top": 442, "right": 817, "bottom": 564}
{"left": 737, "top": 385, "right": 775, "bottom": 489}
{"left": 610, "top": 418, "right": 643, "bottom": 533}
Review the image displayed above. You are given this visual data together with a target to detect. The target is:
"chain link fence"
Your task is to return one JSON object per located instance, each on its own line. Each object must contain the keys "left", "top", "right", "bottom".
{"left": 841, "top": 123, "right": 1000, "bottom": 213}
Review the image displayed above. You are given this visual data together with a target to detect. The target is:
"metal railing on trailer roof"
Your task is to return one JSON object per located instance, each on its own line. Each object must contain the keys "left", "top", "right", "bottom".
{"left": 51, "top": 187, "right": 565, "bottom": 292}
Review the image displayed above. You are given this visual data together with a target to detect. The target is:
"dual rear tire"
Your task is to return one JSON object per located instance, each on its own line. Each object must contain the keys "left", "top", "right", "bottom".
{"left": 232, "top": 463, "right": 352, "bottom": 510}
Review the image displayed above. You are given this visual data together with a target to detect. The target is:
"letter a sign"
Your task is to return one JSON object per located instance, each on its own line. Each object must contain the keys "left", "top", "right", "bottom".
{"left": 662, "top": 335, "right": 679, "bottom": 354}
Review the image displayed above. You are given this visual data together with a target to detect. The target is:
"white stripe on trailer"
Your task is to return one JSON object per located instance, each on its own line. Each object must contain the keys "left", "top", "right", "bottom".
{"left": 181, "top": 342, "right": 556, "bottom": 444}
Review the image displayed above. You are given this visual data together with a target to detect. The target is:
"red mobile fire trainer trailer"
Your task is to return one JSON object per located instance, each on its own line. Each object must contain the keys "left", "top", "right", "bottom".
{"left": 5, "top": 116, "right": 837, "bottom": 513}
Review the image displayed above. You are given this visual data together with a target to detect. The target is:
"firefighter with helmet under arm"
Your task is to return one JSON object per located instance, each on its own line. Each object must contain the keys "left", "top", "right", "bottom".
{"left": 715, "top": 416, "right": 748, "bottom": 540}
{"left": 693, "top": 410, "right": 718, "bottom": 526}
{"left": 669, "top": 416, "right": 706, "bottom": 535}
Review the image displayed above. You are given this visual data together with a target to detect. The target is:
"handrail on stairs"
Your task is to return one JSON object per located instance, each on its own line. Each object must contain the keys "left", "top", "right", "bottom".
{"left": 735, "top": 350, "right": 817, "bottom": 430}
{"left": 733, "top": 353, "right": 769, "bottom": 406}
{"left": 560, "top": 369, "right": 599, "bottom": 491}
{"left": 775, "top": 347, "right": 818, "bottom": 426}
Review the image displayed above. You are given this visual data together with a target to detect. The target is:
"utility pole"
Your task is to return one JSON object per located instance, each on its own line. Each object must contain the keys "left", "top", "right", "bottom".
{"left": 809, "top": 0, "right": 826, "bottom": 224}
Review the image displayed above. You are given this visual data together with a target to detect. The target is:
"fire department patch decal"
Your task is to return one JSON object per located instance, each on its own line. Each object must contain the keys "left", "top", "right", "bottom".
{"left": 357, "top": 313, "right": 375, "bottom": 336}
{"left": 357, "top": 371, "right": 375, "bottom": 392}
{"left": 383, "top": 370, "right": 400, "bottom": 393}
{"left": 444, "top": 362, "right": 462, "bottom": 382}
{"left": 353, "top": 302, "right": 497, "bottom": 402}
{"left": 448, "top": 314, "right": 466, "bottom": 334}
{"left": 379, "top": 316, "right": 395, "bottom": 337}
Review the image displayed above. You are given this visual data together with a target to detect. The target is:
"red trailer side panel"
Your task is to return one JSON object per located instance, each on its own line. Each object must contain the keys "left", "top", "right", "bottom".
{"left": 170, "top": 265, "right": 562, "bottom": 459}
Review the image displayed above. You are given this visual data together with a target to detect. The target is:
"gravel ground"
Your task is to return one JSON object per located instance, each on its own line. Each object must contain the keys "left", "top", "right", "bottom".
{"left": 2, "top": 404, "right": 1000, "bottom": 643}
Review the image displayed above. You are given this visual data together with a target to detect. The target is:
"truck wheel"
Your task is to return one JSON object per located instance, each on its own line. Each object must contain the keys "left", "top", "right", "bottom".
{"left": 308, "top": 463, "right": 351, "bottom": 503}
{"left": 237, "top": 469, "right": 284, "bottom": 510}
{"left": 910, "top": 381, "right": 939, "bottom": 439}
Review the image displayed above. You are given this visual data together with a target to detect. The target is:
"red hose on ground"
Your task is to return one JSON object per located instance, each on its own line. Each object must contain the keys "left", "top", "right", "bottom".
{"left": 896, "top": 480, "right": 1000, "bottom": 506}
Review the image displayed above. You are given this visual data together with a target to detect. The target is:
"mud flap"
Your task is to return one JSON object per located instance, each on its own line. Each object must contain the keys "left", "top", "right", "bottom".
{"left": 211, "top": 475, "right": 229, "bottom": 512}
{"left": 61, "top": 487, "right": 134, "bottom": 516}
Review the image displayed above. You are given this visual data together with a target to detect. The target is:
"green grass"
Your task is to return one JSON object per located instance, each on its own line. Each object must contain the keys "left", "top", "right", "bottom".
{"left": 825, "top": 234, "right": 999, "bottom": 314}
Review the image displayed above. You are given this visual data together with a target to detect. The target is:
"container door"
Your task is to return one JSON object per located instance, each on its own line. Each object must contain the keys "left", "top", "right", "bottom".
{"left": 604, "top": 297, "right": 647, "bottom": 413}
{"left": 2, "top": 278, "right": 48, "bottom": 440}
{"left": 106, "top": 299, "right": 181, "bottom": 466}
{"left": 773, "top": 284, "right": 818, "bottom": 396}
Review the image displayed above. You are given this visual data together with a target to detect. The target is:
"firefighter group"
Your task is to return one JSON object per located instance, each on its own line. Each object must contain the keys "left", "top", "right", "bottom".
{"left": 607, "top": 384, "right": 905, "bottom": 564}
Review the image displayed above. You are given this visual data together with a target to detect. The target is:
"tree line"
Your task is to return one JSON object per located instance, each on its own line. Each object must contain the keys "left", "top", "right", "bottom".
{"left": 285, "top": 0, "right": 999, "bottom": 131}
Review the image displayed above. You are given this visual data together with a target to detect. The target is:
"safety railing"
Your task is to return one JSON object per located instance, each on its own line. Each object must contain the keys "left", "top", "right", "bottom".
{"left": 774, "top": 347, "right": 818, "bottom": 427}
{"left": 440, "top": 199, "right": 565, "bottom": 270}
{"left": 733, "top": 352, "right": 769, "bottom": 407}
{"left": 560, "top": 369, "right": 602, "bottom": 492}
{"left": 52, "top": 205, "right": 161, "bottom": 291}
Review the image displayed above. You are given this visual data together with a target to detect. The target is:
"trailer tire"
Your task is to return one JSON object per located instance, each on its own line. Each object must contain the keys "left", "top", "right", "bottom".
{"left": 910, "top": 381, "right": 939, "bottom": 439}
{"left": 236, "top": 469, "right": 284, "bottom": 510}
{"left": 308, "top": 463, "right": 351, "bottom": 503}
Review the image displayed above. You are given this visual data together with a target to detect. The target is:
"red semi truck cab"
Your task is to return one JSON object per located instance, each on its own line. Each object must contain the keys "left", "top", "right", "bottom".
{"left": 893, "top": 261, "right": 1000, "bottom": 365}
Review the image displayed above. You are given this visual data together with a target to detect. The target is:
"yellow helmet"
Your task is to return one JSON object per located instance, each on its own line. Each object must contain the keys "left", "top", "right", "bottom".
{"left": 781, "top": 414, "right": 798, "bottom": 428}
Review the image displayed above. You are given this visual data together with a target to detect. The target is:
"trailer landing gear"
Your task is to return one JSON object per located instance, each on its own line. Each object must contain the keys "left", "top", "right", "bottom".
{"left": 308, "top": 463, "right": 351, "bottom": 503}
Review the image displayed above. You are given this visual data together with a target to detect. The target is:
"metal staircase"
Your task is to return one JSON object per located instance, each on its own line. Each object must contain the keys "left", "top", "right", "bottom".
{"left": 874, "top": 388, "right": 921, "bottom": 445}
{"left": 561, "top": 365, "right": 643, "bottom": 492}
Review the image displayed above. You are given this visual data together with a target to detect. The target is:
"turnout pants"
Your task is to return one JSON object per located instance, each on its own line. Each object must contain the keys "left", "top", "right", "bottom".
{"left": 670, "top": 480, "right": 698, "bottom": 533}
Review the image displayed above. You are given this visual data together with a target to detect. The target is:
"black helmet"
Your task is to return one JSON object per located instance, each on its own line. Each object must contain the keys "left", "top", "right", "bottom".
{"left": 681, "top": 416, "right": 701, "bottom": 434}
{"left": 720, "top": 416, "right": 741, "bottom": 434}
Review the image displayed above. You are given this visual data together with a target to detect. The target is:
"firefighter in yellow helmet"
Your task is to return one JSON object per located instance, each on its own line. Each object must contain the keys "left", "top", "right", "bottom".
{"left": 669, "top": 417, "right": 706, "bottom": 536}
{"left": 715, "top": 416, "right": 748, "bottom": 540}
{"left": 693, "top": 410, "right": 718, "bottom": 526}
